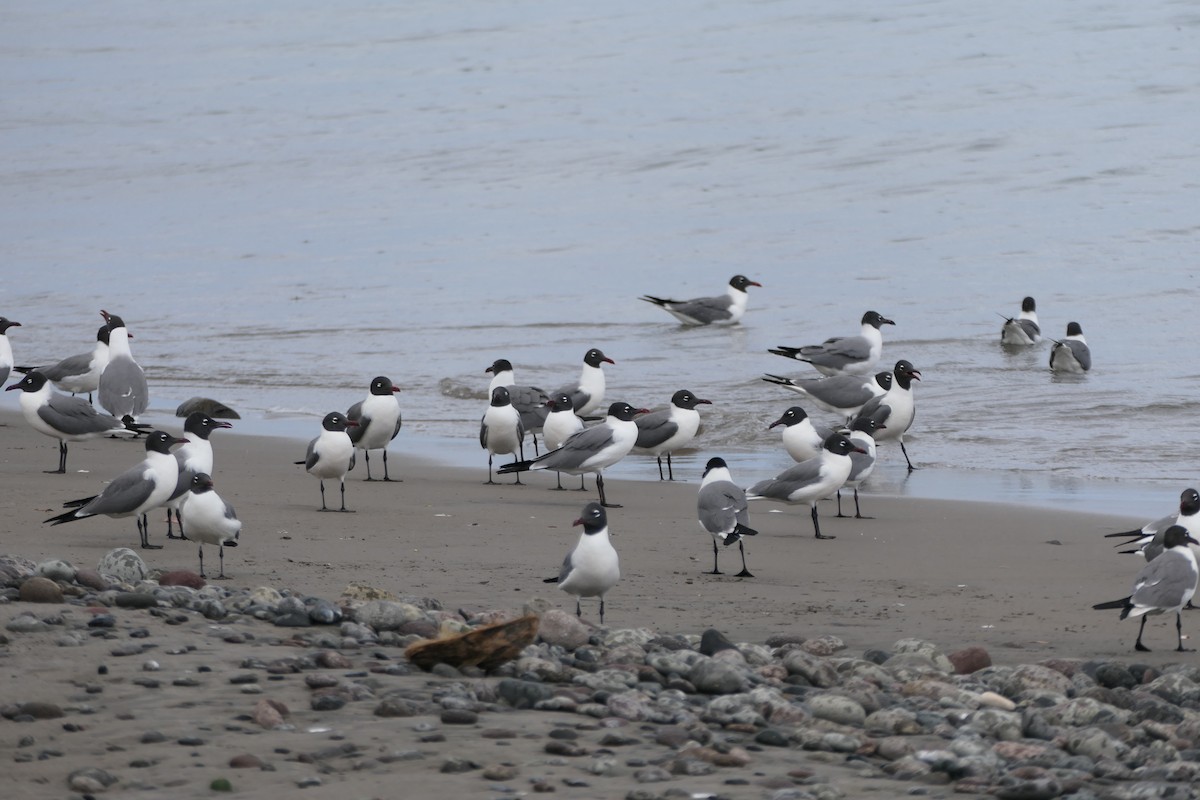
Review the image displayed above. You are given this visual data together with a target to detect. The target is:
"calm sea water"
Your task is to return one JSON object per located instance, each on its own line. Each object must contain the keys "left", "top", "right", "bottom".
{"left": 4, "top": 1, "right": 1200, "bottom": 517}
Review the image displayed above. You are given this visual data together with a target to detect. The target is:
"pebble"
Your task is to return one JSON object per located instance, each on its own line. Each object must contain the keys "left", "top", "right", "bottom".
{"left": 19, "top": 576, "right": 64, "bottom": 603}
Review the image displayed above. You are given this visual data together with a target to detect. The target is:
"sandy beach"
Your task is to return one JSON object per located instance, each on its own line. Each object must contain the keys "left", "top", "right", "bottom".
{"left": 2, "top": 408, "right": 1197, "bottom": 799}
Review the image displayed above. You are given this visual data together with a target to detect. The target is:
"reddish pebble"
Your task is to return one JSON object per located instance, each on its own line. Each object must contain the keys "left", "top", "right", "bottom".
{"left": 158, "top": 570, "right": 206, "bottom": 589}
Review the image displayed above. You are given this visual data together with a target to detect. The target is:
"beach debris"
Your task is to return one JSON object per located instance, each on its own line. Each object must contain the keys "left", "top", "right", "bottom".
{"left": 404, "top": 614, "right": 539, "bottom": 672}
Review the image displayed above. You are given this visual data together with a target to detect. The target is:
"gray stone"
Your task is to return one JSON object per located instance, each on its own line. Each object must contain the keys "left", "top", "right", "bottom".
{"left": 688, "top": 658, "right": 748, "bottom": 695}
{"left": 354, "top": 600, "right": 427, "bottom": 631}
{"left": 35, "top": 559, "right": 77, "bottom": 582}
{"left": 67, "top": 766, "right": 119, "bottom": 793}
{"left": 782, "top": 649, "right": 841, "bottom": 687}
{"left": 808, "top": 694, "right": 866, "bottom": 727}
{"left": 97, "top": 548, "right": 148, "bottom": 584}
{"left": 538, "top": 609, "right": 590, "bottom": 650}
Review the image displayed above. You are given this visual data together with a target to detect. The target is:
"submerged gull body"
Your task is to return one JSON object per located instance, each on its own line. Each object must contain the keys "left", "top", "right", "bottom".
{"left": 639, "top": 274, "right": 762, "bottom": 326}
{"left": 1050, "top": 322, "right": 1091, "bottom": 373}
{"left": 769, "top": 311, "right": 895, "bottom": 377}
{"left": 1000, "top": 296, "right": 1041, "bottom": 346}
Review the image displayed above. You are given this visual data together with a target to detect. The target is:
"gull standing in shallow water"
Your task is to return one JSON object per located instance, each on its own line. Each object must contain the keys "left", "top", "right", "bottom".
{"left": 746, "top": 433, "right": 864, "bottom": 540}
{"left": 296, "top": 412, "right": 358, "bottom": 512}
{"left": 631, "top": 389, "right": 711, "bottom": 480}
{"left": 15, "top": 324, "right": 110, "bottom": 403}
{"left": 179, "top": 473, "right": 241, "bottom": 579}
{"left": 639, "top": 274, "right": 762, "bottom": 326}
{"left": 6, "top": 371, "right": 145, "bottom": 473}
{"left": 346, "top": 375, "right": 403, "bottom": 481}
{"left": 544, "top": 502, "right": 620, "bottom": 624}
{"left": 499, "top": 402, "right": 647, "bottom": 508}
{"left": 551, "top": 348, "right": 614, "bottom": 417}
{"left": 44, "top": 430, "right": 187, "bottom": 550}
{"left": 98, "top": 310, "right": 149, "bottom": 421}
{"left": 1093, "top": 526, "right": 1199, "bottom": 652}
{"left": 1000, "top": 296, "right": 1041, "bottom": 346}
{"left": 853, "top": 360, "right": 921, "bottom": 471}
{"left": 769, "top": 311, "right": 895, "bottom": 377}
{"left": 762, "top": 369, "right": 889, "bottom": 422}
{"left": 697, "top": 457, "right": 757, "bottom": 577}
{"left": 1050, "top": 322, "right": 1091, "bottom": 373}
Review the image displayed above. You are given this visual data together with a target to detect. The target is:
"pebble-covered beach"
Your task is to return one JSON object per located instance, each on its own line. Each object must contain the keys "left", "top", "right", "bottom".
{"left": 4, "top": 548, "right": 1200, "bottom": 800}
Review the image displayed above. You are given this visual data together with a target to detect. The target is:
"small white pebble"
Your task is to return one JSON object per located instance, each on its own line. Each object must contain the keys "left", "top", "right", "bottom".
{"left": 142, "top": 660, "right": 160, "bottom": 672}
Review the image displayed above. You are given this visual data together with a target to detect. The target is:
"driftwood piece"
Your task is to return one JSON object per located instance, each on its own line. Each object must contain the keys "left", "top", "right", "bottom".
{"left": 404, "top": 614, "right": 540, "bottom": 672}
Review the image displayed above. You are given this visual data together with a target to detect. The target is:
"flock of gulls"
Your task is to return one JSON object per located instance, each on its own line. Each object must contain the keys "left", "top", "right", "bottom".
{"left": 0, "top": 284, "right": 1194, "bottom": 649}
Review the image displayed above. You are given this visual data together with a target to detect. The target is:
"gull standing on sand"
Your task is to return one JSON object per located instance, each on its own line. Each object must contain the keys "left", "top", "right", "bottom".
{"left": 838, "top": 415, "right": 881, "bottom": 519}
{"left": 853, "top": 360, "right": 921, "bottom": 471}
{"left": 6, "top": 371, "right": 144, "bottom": 473}
{"left": 639, "top": 274, "right": 763, "bottom": 326}
{"left": 15, "top": 324, "right": 110, "bottom": 403}
{"left": 1104, "top": 488, "right": 1200, "bottom": 562}
{"left": 163, "top": 412, "right": 233, "bottom": 539}
{"left": 98, "top": 311, "right": 149, "bottom": 420}
{"left": 179, "top": 473, "right": 241, "bottom": 579}
{"left": 768, "top": 406, "right": 831, "bottom": 464}
{"left": 481, "top": 386, "right": 525, "bottom": 484}
{"left": 631, "top": 389, "right": 711, "bottom": 481}
{"left": 768, "top": 311, "right": 895, "bottom": 377}
{"left": 44, "top": 430, "right": 187, "bottom": 550}
{"left": 347, "top": 375, "right": 403, "bottom": 481}
{"left": 542, "top": 392, "right": 585, "bottom": 490}
{"left": 486, "top": 359, "right": 550, "bottom": 454}
{"left": 0, "top": 316, "right": 22, "bottom": 388}
{"left": 762, "top": 369, "right": 890, "bottom": 421}
{"left": 296, "top": 412, "right": 358, "bottom": 512}
{"left": 1093, "top": 525, "right": 1199, "bottom": 652}
{"left": 697, "top": 457, "right": 758, "bottom": 577}
{"left": 499, "top": 401, "right": 648, "bottom": 508}
{"left": 1050, "top": 322, "right": 1091, "bottom": 373}
{"left": 746, "top": 433, "right": 864, "bottom": 540}
{"left": 544, "top": 502, "right": 620, "bottom": 624}
{"left": 1000, "top": 296, "right": 1041, "bottom": 346}
{"left": 552, "top": 348, "right": 614, "bottom": 417}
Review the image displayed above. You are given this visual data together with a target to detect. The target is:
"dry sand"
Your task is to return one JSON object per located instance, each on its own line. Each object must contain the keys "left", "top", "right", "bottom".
{"left": 1, "top": 408, "right": 1192, "bottom": 798}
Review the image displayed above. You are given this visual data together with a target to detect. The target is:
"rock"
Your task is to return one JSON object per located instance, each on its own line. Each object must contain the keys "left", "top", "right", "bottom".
{"left": 113, "top": 592, "right": 158, "bottom": 609}
{"left": 339, "top": 583, "right": 397, "bottom": 604}
{"left": 35, "top": 559, "right": 76, "bottom": 582}
{"left": 538, "top": 609, "right": 590, "bottom": 650}
{"left": 688, "top": 658, "right": 748, "bottom": 695}
{"left": 97, "top": 548, "right": 148, "bottom": 583}
{"left": 440, "top": 708, "right": 478, "bottom": 725}
{"left": 6, "top": 613, "right": 49, "bottom": 633}
{"left": 310, "top": 691, "right": 347, "bottom": 711}
{"left": 355, "top": 600, "right": 428, "bottom": 631}
{"left": 699, "top": 628, "right": 738, "bottom": 655}
{"left": 74, "top": 568, "right": 109, "bottom": 591}
{"left": 374, "top": 698, "right": 424, "bottom": 717}
{"left": 439, "top": 757, "right": 480, "bottom": 774}
{"left": 159, "top": 570, "right": 206, "bottom": 589}
{"left": 482, "top": 763, "right": 520, "bottom": 781}
{"left": 496, "top": 679, "right": 555, "bottom": 710}
{"left": 67, "top": 766, "right": 119, "bottom": 793}
{"left": 808, "top": 694, "right": 866, "bottom": 727}
{"left": 978, "top": 691, "right": 1016, "bottom": 711}
{"left": 19, "top": 701, "right": 64, "bottom": 719}
{"left": 314, "top": 650, "right": 352, "bottom": 669}
{"left": 19, "top": 576, "right": 63, "bottom": 604}
{"left": 253, "top": 698, "right": 289, "bottom": 729}
{"left": 306, "top": 598, "right": 342, "bottom": 624}
{"left": 781, "top": 649, "right": 841, "bottom": 688}
{"left": 175, "top": 397, "right": 240, "bottom": 419}
{"left": 248, "top": 586, "right": 283, "bottom": 606}
{"left": 800, "top": 634, "right": 846, "bottom": 656}
{"left": 949, "top": 646, "right": 992, "bottom": 674}
{"left": 229, "top": 754, "right": 264, "bottom": 769}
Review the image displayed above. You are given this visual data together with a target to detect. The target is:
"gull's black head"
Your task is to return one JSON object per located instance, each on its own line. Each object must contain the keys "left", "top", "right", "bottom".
{"left": 574, "top": 502, "right": 607, "bottom": 534}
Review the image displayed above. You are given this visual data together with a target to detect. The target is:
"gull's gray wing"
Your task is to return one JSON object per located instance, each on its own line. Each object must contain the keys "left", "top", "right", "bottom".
{"left": 40, "top": 394, "right": 122, "bottom": 437}
{"left": 633, "top": 408, "right": 678, "bottom": 450}
{"left": 796, "top": 374, "right": 877, "bottom": 408}
{"left": 698, "top": 479, "right": 749, "bottom": 535}
{"left": 1131, "top": 552, "right": 1198, "bottom": 609}
{"left": 537, "top": 425, "right": 614, "bottom": 470}
{"left": 41, "top": 351, "right": 93, "bottom": 382}
{"left": 748, "top": 458, "right": 824, "bottom": 500}
{"left": 304, "top": 436, "right": 320, "bottom": 471}
{"left": 80, "top": 464, "right": 156, "bottom": 516}
{"left": 346, "top": 400, "right": 366, "bottom": 444}
{"left": 801, "top": 334, "right": 870, "bottom": 364}
{"left": 1066, "top": 340, "right": 1091, "bottom": 371}
{"left": 557, "top": 545, "right": 578, "bottom": 583}
{"left": 669, "top": 295, "right": 732, "bottom": 324}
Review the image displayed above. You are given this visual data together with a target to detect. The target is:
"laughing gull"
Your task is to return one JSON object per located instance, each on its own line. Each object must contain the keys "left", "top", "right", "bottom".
{"left": 769, "top": 311, "right": 895, "bottom": 377}
{"left": 542, "top": 392, "right": 585, "bottom": 490}
{"left": 179, "top": 473, "right": 241, "bottom": 579}
{"left": 98, "top": 311, "right": 149, "bottom": 420}
{"left": 999, "top": 296, "right": 1041, "bottom": 346}
{"left": 498, "top": 401, "right": 648, "bottom": 507}
{"left": 838, "top": 415, "right": 882, "bottom": 519}
{"left": 762, "top": 370, "right": 890, "bottom": 421}
{"left": 697, "top": 457, "right": 758, "bottom": 577}
{"left": 552, "top": 348, "right": 614, "bottom": 417}
{"left": 1050, "top": 322, "right": 1091, "bottom": 373}
{"left": 481, "top": 386, "right": 525, "bottom": 484}
{"left": 639, "top": 275, "right": 763, "bottom": 326}
{"left": 543, "top": 502, "right": 620, "bottom": 624}
{"left": 0, "top": 316, "right": 21, "bottom": 387}
{"left": 1093, "top": 525, "right": 1199, "bottom": 652}
{"left": 853, "top": 360, "right": 921, "bottom": 471}
{"left": 347, "top": 375, "right": 403, "bottom": 481}
{"left": 16, "top": 324, "right": 110, "bottom": 403}
{"left": 746, "top": 433, "right": 864, "bottom": 539}
{"left": 631, "top": 389, "right": 711, "bottom": 480}
{"left": 1105, "top": 488, "right": 1200, "bottom": 559}
{"left": 295, "top": 412, "right": 358, "bottom": 511}
{"left": 6, "top": 371, "right": 145, "bottom": 473}
{"left": 163, "top": 412, "right": 233, "bottom": 540}
{"left": 44, "top": 430, "right": 187, "bottom": 549}
{"left": 486, "top": 359, "right": 550, "bottom": 453}
{"left": 768, "top": 406, "right": 830, "bottom": 464}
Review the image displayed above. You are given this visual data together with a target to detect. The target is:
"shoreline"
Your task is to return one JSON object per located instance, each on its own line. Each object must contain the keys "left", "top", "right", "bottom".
{"left": 0, "top": 407, "right": 1176, "bottom": 666}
